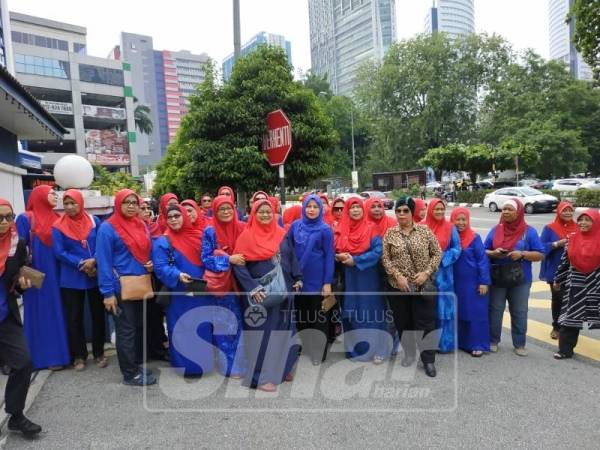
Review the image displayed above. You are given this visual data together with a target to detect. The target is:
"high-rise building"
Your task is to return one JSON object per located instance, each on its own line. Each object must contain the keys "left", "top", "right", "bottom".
{"left": 549, "top": 0, "right": 592, "bottom": 81}
{"left": 424, "top": 0, "right": 475, "bottom": 39}
{"left": 0, "top": 0, "right": 13, "bottom": 72}
{"left": 112, "top": 33, "right": 209, "bottom": 170}
{"left": 10, "top": 12, "right": 139, "bottom": 174}
{"left": 308, "top": 0, "right": 397, "bottom": 96}
{"left": 222, "top": 31, "right": 292, "bottom": 81}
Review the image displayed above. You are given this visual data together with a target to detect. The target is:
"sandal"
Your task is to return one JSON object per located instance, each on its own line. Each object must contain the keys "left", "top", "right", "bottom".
{"left": 373, "top": 356, "right": 385, "bottom": 365}
{"left": 471, "top": 350, "right": 483, "bottom": 357}
{"left": 48, "top": 366, "right": 64, "bottom": 372}
{"left": 73, "top": 359, "right": 86, "bottom": 372}
{"left": 257, "top": 383, "right": 277, "bottom": 392}
{"left": 95, "top": 356, "right": 109, "bottom": 368}
{"left": 553, "top": 352, "right": 572, "bottom": 360}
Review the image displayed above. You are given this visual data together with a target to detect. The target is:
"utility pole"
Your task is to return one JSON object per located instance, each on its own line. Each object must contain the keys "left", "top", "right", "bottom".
{"left": 350, "top": 105, "right": 358, "bottom": 192}
{"left": 233, "top": 0, "right": 241, "bottom": 62}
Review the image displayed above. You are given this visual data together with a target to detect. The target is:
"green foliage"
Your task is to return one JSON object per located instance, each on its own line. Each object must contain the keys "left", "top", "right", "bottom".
{"left": 89, "top": 164, "right": 141, "bottom": 196}
{"left": 419, "top": 143, "right": 496, "bottom": 181}
{"left": 391, "top": 184, "right": 421, "bottom": 199}
{"left": 575, "top": 188, "right": 600, "bottom": 207}
{"left": 570, "top": 0, "right": 600, "bottom": 84}
{"left": 456, "top": 190, "right": 494, "bottom": 204}
{"left": 154, "top": 47, "right": 337, "bottom": 198}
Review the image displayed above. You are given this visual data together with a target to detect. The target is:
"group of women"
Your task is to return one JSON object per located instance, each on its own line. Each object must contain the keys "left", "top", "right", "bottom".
{"left": 7, "top": 184, "right": 600, "bottom": 391}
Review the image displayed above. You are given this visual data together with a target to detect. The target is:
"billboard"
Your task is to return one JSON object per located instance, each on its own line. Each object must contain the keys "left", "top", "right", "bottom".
{"left": 82, "top": 104, "right": 126, "bottom": 120}
{"left": 85, "top": 129, "right": 130, "bottom": 166}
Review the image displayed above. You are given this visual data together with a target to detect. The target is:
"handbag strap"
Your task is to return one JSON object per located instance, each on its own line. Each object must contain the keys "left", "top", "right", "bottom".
{"left": 164, "top": 236, "right": 175, "bottom": 266}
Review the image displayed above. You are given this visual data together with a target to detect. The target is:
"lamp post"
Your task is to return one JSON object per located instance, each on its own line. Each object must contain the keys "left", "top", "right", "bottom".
{"left": 233, "top": 0, "right": 241, "bottom": 61}
{"left": 350, "top": 104, "right": 358, "bottom": 192}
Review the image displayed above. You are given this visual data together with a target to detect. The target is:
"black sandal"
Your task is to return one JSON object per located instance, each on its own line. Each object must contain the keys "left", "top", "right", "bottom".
{"left": 553, "top": 352, "right": 572, "bottom": 360}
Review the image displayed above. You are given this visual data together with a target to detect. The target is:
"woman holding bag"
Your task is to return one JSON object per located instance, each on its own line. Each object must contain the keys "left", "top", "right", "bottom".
{"left": 232, "top": 199, "right": 302, "bottom": 392}
{"left": 16, "top": 185, "right": 70, "bottom": 370}
{"left": 484, "top": 199, "right": 544, "bottom": 356}
{"left": 201, "top": 195, "right": 247, "bottom": 378}
{"left": 52, "top": 189, "right": 107, "bottom": 370}
{"left": 96, "top": 189, "right": 155, "bottom": 386}
{"left": 287, "top": 194, "right": 335, "bottom": 365}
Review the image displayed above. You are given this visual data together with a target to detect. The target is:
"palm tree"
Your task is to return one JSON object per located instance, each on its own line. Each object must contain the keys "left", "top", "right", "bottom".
{"left": 133, "top": 96, "right": 153, "bottom": 135}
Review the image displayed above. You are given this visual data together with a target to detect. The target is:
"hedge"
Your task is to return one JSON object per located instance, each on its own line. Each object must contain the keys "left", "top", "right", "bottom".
{"left": 575, "top": 189, "right": 600, "bottom": 207}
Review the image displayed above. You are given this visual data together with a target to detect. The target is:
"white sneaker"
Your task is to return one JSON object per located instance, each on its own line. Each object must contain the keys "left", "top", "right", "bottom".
{"left": 514, "top": 347, "right": 528, "bottom": 357}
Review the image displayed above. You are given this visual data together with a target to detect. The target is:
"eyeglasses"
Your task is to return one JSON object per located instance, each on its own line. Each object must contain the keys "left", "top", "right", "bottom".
{"left": 0, "top": 214, "right": 15, "bottom": 223}
{"left": 333, "top": 207, "right": 344, "bottom": 212}
{"left": 218, "top": 206, "right": 233, "bottom": 212}
{"left": 122, "top": 200, "right": 139, "bottom": 207}
{"left": 167, "top": 213, "right": 182, "bottom": 220}
{"left": 396, "top": 208, "right": 411, "bottom": 214}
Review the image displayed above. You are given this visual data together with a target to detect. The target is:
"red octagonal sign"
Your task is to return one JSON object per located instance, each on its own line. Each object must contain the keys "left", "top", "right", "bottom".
{"left": 262, "top": 109, "right": 292, "bottom": 166}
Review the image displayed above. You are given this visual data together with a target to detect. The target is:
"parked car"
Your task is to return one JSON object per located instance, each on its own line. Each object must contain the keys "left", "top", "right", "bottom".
{"left": 426, "top": 181, "right": 443, "bottom": 190}
{"left": 474, "top": 180, "right": 494, "bottom": 190}
{"left": 518, "top": 179, "right": 539, "bottom": 187}
{"left": 359, "top": 191, "right": 395, "bottom": 209}
{"left": 492, "top": 180, "right": 516, "bottom": 188}
{"left": 552, "top": 178, "right": 591, "bottom": 192}
{"left": 483, "top": 187, "right": 559, "bottom": 214}
{"left": 580, "top": 178, "right": 600, "bottom": 191}
{"left": 337, "top": 193, "right": 361, "bottom": 202}
{"left": 531, "top": 180, "right": 553, "bottom": 190}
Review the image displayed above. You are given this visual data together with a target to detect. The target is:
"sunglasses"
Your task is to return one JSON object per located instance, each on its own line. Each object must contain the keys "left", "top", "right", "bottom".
{"left": 167, "top": 213, "right": 182, "bottom": 220}
{"left": 0, "top": 214, "right": 15, "bottom": 223}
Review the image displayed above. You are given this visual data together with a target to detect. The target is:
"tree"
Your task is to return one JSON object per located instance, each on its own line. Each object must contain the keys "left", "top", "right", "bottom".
{"left": 355, "top": 33, "right": 512, "bottom": 171}
{"left": 570, "top": 0, "right": 600, "bottom": 83}
{"left": 154, "top": 46, "right": 337, "bottom": 198}
{"left": 89, "top": 164, "right": 141, "bottom": 195}
{"left": 133, "top": 96, "right": 153, "bottom": 135}
{"left": 418, "top": 143, "right": 496, "bottom": 181}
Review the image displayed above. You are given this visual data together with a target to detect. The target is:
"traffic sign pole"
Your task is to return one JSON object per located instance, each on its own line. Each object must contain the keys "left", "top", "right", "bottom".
{"left": 279, "top": 164, "right": 285, "bottom": 205}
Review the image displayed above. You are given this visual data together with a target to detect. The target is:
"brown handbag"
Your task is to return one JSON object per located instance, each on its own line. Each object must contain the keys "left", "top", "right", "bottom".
{"left": 119, "top": 274, "right": 153, "bottom": 301}
{"left": 321, "top": 294, "right": 337, "bottom": 312}
{"left": 18, "top": 266, "right": 46, "bottom": 289}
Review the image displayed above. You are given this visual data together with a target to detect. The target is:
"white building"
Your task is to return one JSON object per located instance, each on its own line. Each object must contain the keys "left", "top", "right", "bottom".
{"left": 548, "top": 0, "right": 592, "bottom": 81}
{"left": 10, "top": 12, "right": 140, "bottom": 175}
{"left": 308, "top": 0, "right": 397, "bottom": 96}
{"left": 424, "top": 0, "right": 475, "bottom": 39}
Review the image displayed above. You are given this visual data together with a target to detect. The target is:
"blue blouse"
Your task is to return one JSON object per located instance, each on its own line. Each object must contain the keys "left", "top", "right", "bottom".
{"left": 484, "top": 225, "right": 545, "bottom": 284}
{"left": 52, "top": 215, "right": 101, "bottom": 290}
{"left": 96, "top": 222, "right": 149, "bottom": 298}
{"left": 201, "top": 227, "right": 230, "bottom": 273}
{"left": 538, "top": 226, "right": 564, "bottom": 283}
{"left": 152, "top": 235, "right": 204, "bottom": 290}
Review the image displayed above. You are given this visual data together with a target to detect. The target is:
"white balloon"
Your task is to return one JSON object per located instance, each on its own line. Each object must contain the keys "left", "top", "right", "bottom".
{"left": 53, "top": 155, "right": 94, "bottom": 189}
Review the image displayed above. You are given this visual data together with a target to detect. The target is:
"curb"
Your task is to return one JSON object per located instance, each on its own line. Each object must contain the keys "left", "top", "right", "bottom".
{"left": 446, "top": 202, "right": 596, "bottom": 213}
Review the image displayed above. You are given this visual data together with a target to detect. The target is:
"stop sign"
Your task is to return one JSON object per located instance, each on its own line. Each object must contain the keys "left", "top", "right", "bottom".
{"left": 262, "top": 109, "right": 292, "bottom": 166}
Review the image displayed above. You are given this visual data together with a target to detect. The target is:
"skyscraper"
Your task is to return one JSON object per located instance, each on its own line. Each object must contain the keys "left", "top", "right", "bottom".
{"left": 222, "top": 31, "right": 292, "bottom": 81}
{"left": 308, "top": 0, "right": 397, "bottom": 96}
{"left": 424, "top": 0, "right": 475, "bottom": 39}
{"left": 548, "top": 0, "right": 592, "bottom": 81}
{"left": 112, "top": 33, "right": 209, "bottom": 170}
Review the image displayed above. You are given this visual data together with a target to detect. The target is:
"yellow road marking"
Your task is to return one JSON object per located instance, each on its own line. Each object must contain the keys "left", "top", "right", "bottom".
{"left": 529, "top": 299, "right": 550, "bottom": 309}
{"left": 502, "top": 312, "right": 600, "bottom": 361}
{"left": 530, "top": 281, "right": 549, "bottom": 293}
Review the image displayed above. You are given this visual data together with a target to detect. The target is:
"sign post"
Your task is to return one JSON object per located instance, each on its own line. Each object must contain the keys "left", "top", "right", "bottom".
{"left": 262, "top": 109, "right": 292, "bottom": 205}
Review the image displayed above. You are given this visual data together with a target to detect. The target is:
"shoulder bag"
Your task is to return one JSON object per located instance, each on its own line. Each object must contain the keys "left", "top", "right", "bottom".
{"left": 490, "top": 230, "right": 527, "bottom": 288}
{"left": 248, "top": 254, "right": 288, "bottom": 308}
{"left": 204, "top": 249, "right": 237, "bottom": 297}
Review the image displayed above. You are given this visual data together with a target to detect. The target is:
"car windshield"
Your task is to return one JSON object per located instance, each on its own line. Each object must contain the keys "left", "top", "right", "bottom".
{"left": 520, "top": 187, "right": 542, "bottom": 196}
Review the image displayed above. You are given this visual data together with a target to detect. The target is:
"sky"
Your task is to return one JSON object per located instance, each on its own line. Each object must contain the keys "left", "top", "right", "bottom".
{"left": 11, "top": 0, "right": 550, "bottom": 75}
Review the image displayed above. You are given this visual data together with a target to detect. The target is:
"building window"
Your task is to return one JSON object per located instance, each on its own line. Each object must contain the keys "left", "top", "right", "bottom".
{"left": 12, "top": 31, "right": 68, "bottom": 51}
{"left": 73, "top": 43, "right": 86, "bottom": 55}
{"left": 15, "top": 53, "right": 70, "bottom": 79}
{"left": 79, "top": 64, "right": 124, "bottom": 86}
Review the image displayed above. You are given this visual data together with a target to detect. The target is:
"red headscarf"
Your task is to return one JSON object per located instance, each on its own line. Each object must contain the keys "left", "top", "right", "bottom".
{"left": 140, "top": 200, "right": 161, "bottom": 238}
{"left": 180, "top": 199, "right": 210, "bottom": 232}
{"left": 52, "top": 189, "right": 94, "bottom": 248}
{"left": 365, "top": 198, "right": 397, "bottom": 237}
{"left": 334, "top": 197, "right": 376, "bottom": 255}
{"left": 211, "top": 195, "right": 246, "bottom": 254}
{"left": 319, "top": 194, "right": 330, "bottom": 208}
{"left": 492, "top": 198, "right": 527, "bottom": 251}
{"left": 548, "top": 201, "right": 578, "bottom": 240}
{"left": 25, "top": 185, "right": 60, "bottom": 247}
{"left": 164, "top": 205, "right": 203, "bottom": 266}
{"left": 283, "top": 204, "right": 302, "bottom": 228}
{"left": 218, "top": 186, "right": 235, "bottom": 198}
{"left": 251, "top": 191, "right": 269, "bottom": 204}
{"left": 233, "top": 199, "right": 285, "bottom": 261}
{"left": 329, "top": 198, "right": 345, "bottom": 227}
{"left": 107, "top": 189, "right": 152, "bottom": 264}
{"left": 157, "top": 193, "right": 178, "bottom": 232}
{"left": 567, "top": 209, "right": 600, "bottom": 274}
{"left": 0, "top": 198, "right": 18, "bottom": 277}
{"left": 413, "top": 199, "right": 427, "bottom": 223}
{"left": 425, "top": 198, "right": 453, "bottom": 251}
{"left": 450, "top": 207, "right": 476, "bottom": 250}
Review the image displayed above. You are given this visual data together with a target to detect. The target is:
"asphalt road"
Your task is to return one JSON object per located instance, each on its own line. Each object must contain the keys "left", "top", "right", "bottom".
{"left": 3, "top": 207, "right": 600, "bottom": 449}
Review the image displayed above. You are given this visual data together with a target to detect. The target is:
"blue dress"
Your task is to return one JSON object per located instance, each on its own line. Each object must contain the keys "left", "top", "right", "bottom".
{"left": 16, "top": 214, "right": 70, "bottom": 369}
{"left": 453, "top": 235, "right": 491, "bottom": 352}
{"left": 201, "top": 226, "right": 247, "bottom": 377}
{"left": 539, "top": 226, "right": 564, "bottom": 283}
{"left": 232, "top": 236, "right": 301, "bottom": 388}
{"left": 152, "top": 236, "right": 214, "bottom": 376}
{"left": 341, "top": 236, "right": 391, "bottom": 361}
{"left": 436, "top": 226, "right": 461, "bottom": 353}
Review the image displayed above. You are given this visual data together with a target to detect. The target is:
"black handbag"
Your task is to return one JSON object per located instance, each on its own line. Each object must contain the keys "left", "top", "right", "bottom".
{"left": 156, "top": 237, "right": 175, "bottom": 307}
{"left": 490, "top": 231, "right": 527, "bottom": 288}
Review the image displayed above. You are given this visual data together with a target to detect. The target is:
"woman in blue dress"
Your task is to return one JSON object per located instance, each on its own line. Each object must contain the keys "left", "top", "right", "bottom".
{"left": 424, "top": 199, "right": 461, "bottom": 353}
{"left": 450, "top": 207, "right": 491, "bottom": 356}
{"left": 287, "top": 194, "right": 335, "bottom": 365}
{"left": 52, "top": 189, "right": 106, "bottom": 370}
{"left": 201, "top": 195, "right": 247, "bottom": 378}
{"left": 16, "top": 185, "right": 70, "bottom": 370}
{"left": 334, "top": 197, "right": 391, "bottom": 364}
{"left": 153, "top": 204, "right": 211, "bottom": 377}
{"left": 232, "top": 199, "right": 302, "bottom": 392}
{"left": 539, "top": 201, "right": 578, "bottom": 340}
